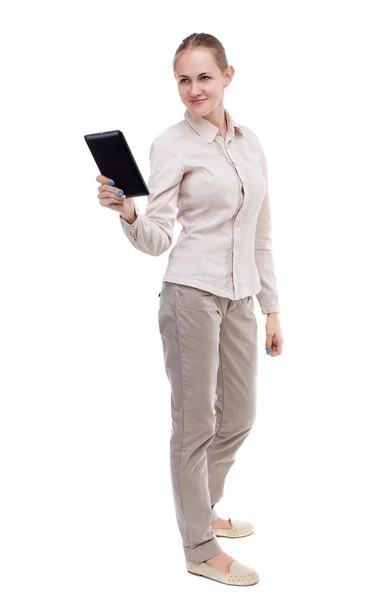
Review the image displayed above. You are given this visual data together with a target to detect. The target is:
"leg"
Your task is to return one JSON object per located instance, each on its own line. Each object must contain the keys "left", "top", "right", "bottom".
{"left": 207, "top": 295, "right": 258, "bottom": 511}
{"left": 158, "top": 283, "right": 223, "bottom": 563}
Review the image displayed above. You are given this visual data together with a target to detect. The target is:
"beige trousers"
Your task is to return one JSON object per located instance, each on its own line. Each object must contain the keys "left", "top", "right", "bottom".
{"left": 157, "top": 282, "right": 258, "bottom": 562}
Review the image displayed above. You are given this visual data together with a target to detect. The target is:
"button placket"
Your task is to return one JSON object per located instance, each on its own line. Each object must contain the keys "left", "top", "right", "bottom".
{"left": 215, "top": 138, "right": 245, "bottom": 299}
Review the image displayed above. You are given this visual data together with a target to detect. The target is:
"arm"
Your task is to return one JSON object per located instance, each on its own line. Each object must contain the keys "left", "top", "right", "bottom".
{"left": 254, "top": 143, "right": 280, "bottom": 315}
{"left": 119, "top": 138, "right": 184, "bottom": 256}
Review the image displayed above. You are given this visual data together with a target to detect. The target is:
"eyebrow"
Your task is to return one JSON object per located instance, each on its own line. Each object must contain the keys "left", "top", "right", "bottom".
{"left": 178, "top": 72, "right": 212, "bottom": 78}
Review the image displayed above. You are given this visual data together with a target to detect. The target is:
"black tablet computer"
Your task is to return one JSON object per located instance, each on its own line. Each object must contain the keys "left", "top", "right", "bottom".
{"left": 84, "top": 129, "right": 150, "bottom": 198}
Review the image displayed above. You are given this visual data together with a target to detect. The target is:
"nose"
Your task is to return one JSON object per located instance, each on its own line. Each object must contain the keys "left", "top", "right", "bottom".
{"left": 190, "top": 84, "right": 203, "bottom": 97}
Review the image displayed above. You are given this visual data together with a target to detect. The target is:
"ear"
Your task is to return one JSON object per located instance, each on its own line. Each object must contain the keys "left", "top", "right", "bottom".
{"left": 224, "top": 65, "right": 235, "bottom": 87}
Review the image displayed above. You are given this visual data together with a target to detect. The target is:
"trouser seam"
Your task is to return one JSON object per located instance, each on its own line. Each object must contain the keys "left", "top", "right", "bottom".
{"left": 174, "top": 296, "right": 192, "bottom": 551}
{"left": 208, "top": 322, "right": 225, "bottom": 511}
{"left": 216, "top": 342, "right": 225, "bottom": 434}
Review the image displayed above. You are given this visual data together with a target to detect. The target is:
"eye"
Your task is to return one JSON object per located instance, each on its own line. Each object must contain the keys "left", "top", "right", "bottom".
{"left": 179, "top": 75, "right": 210, "bottom": 84}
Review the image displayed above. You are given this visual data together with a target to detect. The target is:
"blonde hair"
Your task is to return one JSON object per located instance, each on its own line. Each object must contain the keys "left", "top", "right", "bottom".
{"left": 172, "top": 32, "right": 229, "bottom": 75}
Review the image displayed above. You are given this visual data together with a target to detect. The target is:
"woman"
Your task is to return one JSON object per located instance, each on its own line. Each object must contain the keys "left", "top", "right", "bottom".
{"left": 97, "top": 32, "right": 283, "bottom": 587}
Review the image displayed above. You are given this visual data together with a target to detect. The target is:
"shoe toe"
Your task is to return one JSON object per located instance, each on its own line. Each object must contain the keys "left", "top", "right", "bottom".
{"left": 229, "top": 519, "right": 255, "bottom": 536}
{"left": 227, "top": 560, "right": 259, "bottom": 585}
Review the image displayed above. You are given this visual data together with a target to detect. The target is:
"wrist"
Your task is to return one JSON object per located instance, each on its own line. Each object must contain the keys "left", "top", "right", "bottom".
{"left": 120, "top": 209, "right": 137, "bottom": 225}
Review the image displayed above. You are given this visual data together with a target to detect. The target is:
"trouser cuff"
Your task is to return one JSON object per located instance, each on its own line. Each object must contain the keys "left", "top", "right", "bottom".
{"left": 183, "top": 536, "right": 223, "bottom": 563}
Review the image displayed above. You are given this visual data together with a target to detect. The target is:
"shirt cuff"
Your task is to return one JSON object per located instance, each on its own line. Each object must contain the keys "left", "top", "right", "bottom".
{"left": 261, "top": 304, "right": 280, "bottom": 315}
{"left": 119, "top": 205, "right": 141, "bottom": 238}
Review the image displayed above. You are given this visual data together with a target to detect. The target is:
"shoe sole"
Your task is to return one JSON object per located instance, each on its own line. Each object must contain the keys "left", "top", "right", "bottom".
{"left": 214, "top": 529, "right": 254, "bottom": 538}
{"left": 187, "top": 569, "right": 259, "bottom": 586}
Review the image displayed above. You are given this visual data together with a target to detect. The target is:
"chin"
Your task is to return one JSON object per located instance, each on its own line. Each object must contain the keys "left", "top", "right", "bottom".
{"left": 188, "top": 101, "right": 211, "bottom": 113}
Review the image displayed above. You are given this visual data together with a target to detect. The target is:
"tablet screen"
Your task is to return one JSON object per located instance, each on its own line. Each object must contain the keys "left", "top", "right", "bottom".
{"left": 84, "top": 130, "right": 150, "bottom": 198}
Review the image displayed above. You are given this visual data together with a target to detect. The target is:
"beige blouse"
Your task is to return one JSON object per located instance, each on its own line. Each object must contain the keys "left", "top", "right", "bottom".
{"left": 119, "top": 107, "right": 280, "bottom": 314}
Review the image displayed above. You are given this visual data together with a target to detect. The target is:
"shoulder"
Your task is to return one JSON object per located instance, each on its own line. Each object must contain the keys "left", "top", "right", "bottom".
{"left": 148, "top": 121, "right": 187, "bottom": 175}
{"left": 150, "top": 119, "right": 188, "bottom": 154}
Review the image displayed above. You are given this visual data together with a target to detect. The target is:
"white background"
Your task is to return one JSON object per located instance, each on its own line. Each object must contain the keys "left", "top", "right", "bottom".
{"left": 1, "top": 1, "right": 366, "bottom": 598}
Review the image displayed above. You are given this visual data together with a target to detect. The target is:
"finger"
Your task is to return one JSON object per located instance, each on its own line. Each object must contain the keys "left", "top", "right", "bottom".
{"left": 98, "top": 191, "right": 126, "bottom": 206}
{"left": 101, "top": 183, "right": 125, "bottom": 194}
{"left": 99, "top": 190, "right": 126, "bottom": 200}
{"left": 96, "top": 174, "right": 116, "bottom": 185}
{"left": 99, "top": 183, "right": 126, "bottom": 198}
{"left": 265, "top": 334, "right": 273, "bottom": 353}
{"left": 98, "top": 189, "right": 127, "bottom": 206}
{"left": 109, "top": 203, "right": 128, "bottom": 212}
{"left": 271, "top": 338, "right": 282, "bottom": 356}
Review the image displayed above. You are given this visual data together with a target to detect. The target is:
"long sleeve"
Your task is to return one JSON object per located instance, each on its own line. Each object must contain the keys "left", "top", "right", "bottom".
{"left": 254, "top": 146, "right": 280, "bottom": 315}
{"left": 119, "top": 138, "right": 184, "bottom": 256}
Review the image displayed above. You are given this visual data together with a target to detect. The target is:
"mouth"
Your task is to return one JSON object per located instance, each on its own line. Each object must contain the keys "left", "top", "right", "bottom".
{"left": 190, "top": 99, "right": 207, "bottom": 105}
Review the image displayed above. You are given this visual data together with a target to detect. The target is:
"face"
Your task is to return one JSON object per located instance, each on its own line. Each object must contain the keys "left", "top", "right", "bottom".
{"left": 174, "top": 48, "right": 234, "bottom": 116}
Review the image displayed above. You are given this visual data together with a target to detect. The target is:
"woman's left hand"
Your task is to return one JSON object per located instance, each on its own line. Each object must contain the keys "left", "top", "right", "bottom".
{"left": 265, "top": 314, "right": 283, "bottom": 357}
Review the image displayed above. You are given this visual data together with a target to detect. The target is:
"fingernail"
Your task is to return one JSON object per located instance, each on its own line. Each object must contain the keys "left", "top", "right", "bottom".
{"left": 266, "top": 348, "right": 271, "bottom": 354}
{"left": 118, "top": 190, "right": 124, "bottom": 196}
{"left": 109, "top": 180, "right": 115, "bottom": 185}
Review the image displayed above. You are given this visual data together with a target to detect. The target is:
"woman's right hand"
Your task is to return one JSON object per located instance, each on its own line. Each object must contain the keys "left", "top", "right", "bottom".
{"left": 96, "top": 175, "right": 136, "bottom": 222}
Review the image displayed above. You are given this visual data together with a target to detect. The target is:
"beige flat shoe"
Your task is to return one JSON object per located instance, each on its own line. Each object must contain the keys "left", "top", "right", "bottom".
{"left": 212, "top": 517, "right": 255, "bottom": 538}
{"left": 186, "top": 558, "right": 259, "bottom": 586}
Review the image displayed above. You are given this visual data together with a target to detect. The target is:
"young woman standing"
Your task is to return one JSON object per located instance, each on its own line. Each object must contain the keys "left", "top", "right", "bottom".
{"left": 97, "top": 32, "right": 283, "bottom": 586}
